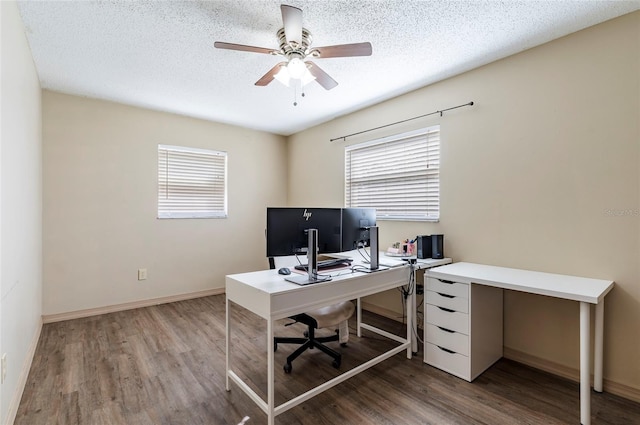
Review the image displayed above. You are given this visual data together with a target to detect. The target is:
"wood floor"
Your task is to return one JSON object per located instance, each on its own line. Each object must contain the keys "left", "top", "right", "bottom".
{"left": 15, "top": 295, "right": 640, "bottom": 425}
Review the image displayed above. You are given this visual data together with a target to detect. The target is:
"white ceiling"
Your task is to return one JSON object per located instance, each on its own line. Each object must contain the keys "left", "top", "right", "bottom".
{"left": 17, "top": 1, "right": 639, "bottom": 136}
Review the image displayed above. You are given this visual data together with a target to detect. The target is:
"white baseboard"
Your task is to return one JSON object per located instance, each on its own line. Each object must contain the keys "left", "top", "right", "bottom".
{"left": 504, "top": 347, "right": 640, "bottom": 404}
{"left": 42, "top": 288, "right": 225, "bottom": 323}
{"left": 5, "top": 317, "right": 42, "bottom": 425}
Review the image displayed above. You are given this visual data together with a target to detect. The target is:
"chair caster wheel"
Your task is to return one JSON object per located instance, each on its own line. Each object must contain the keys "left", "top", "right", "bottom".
{"left": 303, "top": 331, "right": 309, "bottom": 338}
{"left": 332, "top": 359, "right": 341, "bottom": 369}
{"left": 284, "top": 363, "right": 292, "bottom": 373}
{"left": 340, "top": 343, "right": 347, "bottom": 347}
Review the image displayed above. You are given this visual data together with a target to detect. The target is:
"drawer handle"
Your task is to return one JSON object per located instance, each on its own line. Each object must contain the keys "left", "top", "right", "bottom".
{"left": 437, "top": 292, "right": 455, "bottom": 299}
{"left": 437, "top": 345, "right": 456, "bottom": 354}
{"left": 438, "top": 279, "right": 455, "bottom": 284}
{"left": 437, "top": 326, "right": 455, "bottom": 333}
{"left": 437, "top": 306, "right": 455, "bottom": 313}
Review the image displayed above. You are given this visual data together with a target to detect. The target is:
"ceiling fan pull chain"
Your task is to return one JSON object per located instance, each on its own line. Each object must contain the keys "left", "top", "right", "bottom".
{"left": 294, "top": 81, "right": 307, "bottom": 106}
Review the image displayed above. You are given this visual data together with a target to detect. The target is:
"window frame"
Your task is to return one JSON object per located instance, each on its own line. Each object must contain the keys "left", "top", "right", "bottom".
{"left": 344, "top": 126, "right": 440, "bottom": 222}
{"left": 157, "top": 144, "right": 228, "bottom": 219}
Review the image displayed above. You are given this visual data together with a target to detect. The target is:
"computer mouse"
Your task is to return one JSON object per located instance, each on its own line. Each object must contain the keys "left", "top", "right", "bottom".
{"left": 278, "top": 267, "right": 291, "bottom": 275}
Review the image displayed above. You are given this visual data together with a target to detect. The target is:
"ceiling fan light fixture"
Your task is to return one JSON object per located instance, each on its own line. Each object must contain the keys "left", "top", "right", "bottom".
{"left": 287, "top": 57, "right": 307, "bottom": 79}
{"left": 274, "top": 65, "right": 291, "bottom": 86}
{"left": 300, "top": 68, "right": 316, "bottom": 86}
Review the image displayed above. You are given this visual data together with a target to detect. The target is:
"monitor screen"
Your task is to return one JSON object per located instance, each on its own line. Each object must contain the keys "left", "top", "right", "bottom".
{"left": 266, "top": 207, "right": 343, "bottom": 257}
{"left": 341, "top": 208, "right": 377, "bottom": 251}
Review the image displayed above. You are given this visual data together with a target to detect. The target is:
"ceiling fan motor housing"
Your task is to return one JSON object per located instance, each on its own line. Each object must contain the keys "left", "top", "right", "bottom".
{"left": 277, "top": 27, "right": 313, "bottom": 60}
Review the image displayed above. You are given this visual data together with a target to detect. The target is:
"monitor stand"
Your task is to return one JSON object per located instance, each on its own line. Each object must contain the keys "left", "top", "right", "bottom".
{"left": 358, "top": 225, "right": 388, "bottom": 273}
{"left": 286, "top": 228, "right": 331, "bottom": 285}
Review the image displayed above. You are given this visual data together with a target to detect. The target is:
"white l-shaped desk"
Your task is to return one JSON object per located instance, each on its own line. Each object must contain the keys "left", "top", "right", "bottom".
{"left": 225, "top": 252, "right": 451, "bottom": 425}
{"left": 426, "top": 262, "right": 614, "bottom": 425}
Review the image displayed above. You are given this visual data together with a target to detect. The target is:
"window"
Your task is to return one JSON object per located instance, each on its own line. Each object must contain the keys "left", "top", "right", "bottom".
{"left": 158, "top": 145, "right": 227, "bottom": 219}
{"left": 345, "top": 126, "right": 440, "bottom": 221}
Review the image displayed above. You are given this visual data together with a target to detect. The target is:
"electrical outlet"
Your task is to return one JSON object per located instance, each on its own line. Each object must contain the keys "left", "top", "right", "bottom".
{"left": 138, "top": 268, "right": 147, "bottom": 280}
{"left": 1, "top": 353, "right": 7, "bottom": 384}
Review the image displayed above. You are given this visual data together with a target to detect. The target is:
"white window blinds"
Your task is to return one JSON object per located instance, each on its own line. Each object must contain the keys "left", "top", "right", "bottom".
{"left": 345, "top": 126, "right": 440, "bottom": 221}
{"left": 158, "top": 145, "right": 228, "bottom": 219}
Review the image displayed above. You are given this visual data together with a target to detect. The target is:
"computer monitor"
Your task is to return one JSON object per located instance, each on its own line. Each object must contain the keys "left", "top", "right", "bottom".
{"left": 341, "top": 208, "right": 377, "bottom": 251}
{"left": 266, "top": 207, "right": 342, "bottom": 257}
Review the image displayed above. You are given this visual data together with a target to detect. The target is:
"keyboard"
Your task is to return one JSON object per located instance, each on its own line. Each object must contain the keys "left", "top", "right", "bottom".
{"left": 294, "top": 258, "right": 353, "bottom": 271}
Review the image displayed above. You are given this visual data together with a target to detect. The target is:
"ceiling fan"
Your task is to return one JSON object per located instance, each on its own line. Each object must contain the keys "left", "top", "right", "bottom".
{"left": 214, "top": 4, "right": 372, "bottom": 91}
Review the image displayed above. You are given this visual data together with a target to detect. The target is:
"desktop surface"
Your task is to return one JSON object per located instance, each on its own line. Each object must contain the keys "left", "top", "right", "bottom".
{"left": 427, "top": 262, "right": 614, "bottom": 304}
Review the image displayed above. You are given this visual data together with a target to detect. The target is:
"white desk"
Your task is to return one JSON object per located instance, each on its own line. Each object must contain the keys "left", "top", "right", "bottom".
{"left": 426, "top": 262, "right": 614, "bottom": 425}
{"left": 225, "top": 251, "right": 450, "bottom": 425}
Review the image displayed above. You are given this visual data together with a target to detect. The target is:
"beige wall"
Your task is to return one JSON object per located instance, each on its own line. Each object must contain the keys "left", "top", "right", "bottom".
{"left": 288, "top": 12, "right": 640, "bottom": 393}
{"left": 42, "top": 92, "right": 287, "bottom": 315}
{"left": 1, "top": 1, "right": 43, "bottom": 423}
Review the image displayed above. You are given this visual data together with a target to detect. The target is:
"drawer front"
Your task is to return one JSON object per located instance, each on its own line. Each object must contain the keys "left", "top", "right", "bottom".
{"left": 425, "top": 323, "right": 469, "bottom": 356}
{"left": 425, "top": 304, "right": 469, "bottom": 334}
{"left": 424, "top": 342, "right": 470, "bottom": 381}
{"left": 426, "top": 278, "right": 469, "bottom": 298}
{"left": 425, "top": 290, "right": 469, "bottom": 313}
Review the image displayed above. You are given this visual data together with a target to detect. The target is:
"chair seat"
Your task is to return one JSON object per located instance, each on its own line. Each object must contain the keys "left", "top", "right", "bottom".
{"left": 305, "top": 301, "right": 355, "bottom": 329}
{"left": 275, "top": 300, "right": 355, "bottom": 372}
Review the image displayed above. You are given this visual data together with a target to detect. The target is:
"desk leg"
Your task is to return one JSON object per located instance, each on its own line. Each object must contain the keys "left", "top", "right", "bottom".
{"left": 225, "top": 297, "right": 231, "bottom": 391}
{"left": 580, "top": 302, "right": 591, "bottom": 425}
{"left": 411, "top": 285, "right": 418, "bottom": 354}
{"left": 406, "top": 290, "right": 413, "bottom": 360}
{"left": 357, "top": 298, "right": 362, "bottom": 338}
{"left": 594, "top": 301, "right": 604, "bottom": 393}
{"left": 267, "top": 318, "right": 275, "bottom": 425}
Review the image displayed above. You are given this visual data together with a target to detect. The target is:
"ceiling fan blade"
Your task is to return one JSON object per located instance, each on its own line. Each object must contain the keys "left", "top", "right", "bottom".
{"left": 306, "top": 61, "right": 338, "bottom": 90}
{"left": 214, "top": 41, "right": 275, "bottom": 55}
{"left": 281, "top": 5, "right": 302, "bottom": 45}
{"left": 312, "top": 42, "right": 372, "bottom": 58}
{"left": 255, "top": 62, "right": 287, "bottom": 86}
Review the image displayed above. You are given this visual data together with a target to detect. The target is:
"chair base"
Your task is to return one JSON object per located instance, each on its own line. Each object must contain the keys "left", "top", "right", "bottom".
{"left": 274, "top": 326, "right": 346, "bottom": 373}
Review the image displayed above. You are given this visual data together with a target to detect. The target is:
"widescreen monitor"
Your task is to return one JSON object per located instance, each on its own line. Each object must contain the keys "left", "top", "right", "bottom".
{"left": 266, "top": 207, "right": 342, "bottom": 257}
{"left": 341, "top": 208, "right": 377, "bottom": 251}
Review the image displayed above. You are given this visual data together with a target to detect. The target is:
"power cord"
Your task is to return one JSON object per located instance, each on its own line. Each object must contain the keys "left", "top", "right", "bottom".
{"left": 356, "top": 242, "right": 371, "bottom": 262}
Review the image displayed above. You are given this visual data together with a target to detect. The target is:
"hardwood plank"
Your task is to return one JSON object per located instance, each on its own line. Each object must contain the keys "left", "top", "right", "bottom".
{"left": 15, "top": 294, "right": 640, "bottom": 425}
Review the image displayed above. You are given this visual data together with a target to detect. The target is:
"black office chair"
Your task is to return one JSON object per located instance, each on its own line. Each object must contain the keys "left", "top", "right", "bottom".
{"left": 274, "top": 301, "right": 355, "bottom": 373}
{"left": 269, "top": 257, "right": 355, "bottom": 373}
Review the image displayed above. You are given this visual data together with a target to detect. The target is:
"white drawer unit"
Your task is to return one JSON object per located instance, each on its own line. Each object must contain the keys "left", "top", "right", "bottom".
{"left": 425, "top": 341, "right": 470, "bottom": 380}
{"left": 425, "top": 323, "right": 469, "bottom": 355}
{"left": 424, "top": 276, "right": 503, "bottom": 381}
{"left": 425, "top": 290, "right": 469, "bottom": 313}
{"left": 426, "top": 278, "right": 469, "bottom": 298}
{"left": 425, "top": 303, "right": 469, "bottom": 334}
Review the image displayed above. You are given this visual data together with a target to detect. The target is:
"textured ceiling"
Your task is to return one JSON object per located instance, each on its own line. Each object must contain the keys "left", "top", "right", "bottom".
{"left": 17, "top": 1, "right": 640, "bottom": 136}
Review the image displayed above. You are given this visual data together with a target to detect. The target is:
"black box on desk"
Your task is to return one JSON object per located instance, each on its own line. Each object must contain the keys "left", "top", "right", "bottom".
{"left": 416, "top": 235, "right": 431, "bottom": 259}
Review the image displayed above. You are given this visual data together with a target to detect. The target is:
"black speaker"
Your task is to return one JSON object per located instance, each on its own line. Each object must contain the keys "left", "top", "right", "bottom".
{"left": 416, "top": 235, "right": 431, "bottom": 259}
{"left": 431, "top": 234, "right": 444, "bottom": 259}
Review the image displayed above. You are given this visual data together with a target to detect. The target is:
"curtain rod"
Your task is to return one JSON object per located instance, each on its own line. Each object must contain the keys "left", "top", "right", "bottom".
{"left": 330, "top": 101, "right": 474, "bottom": 143}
